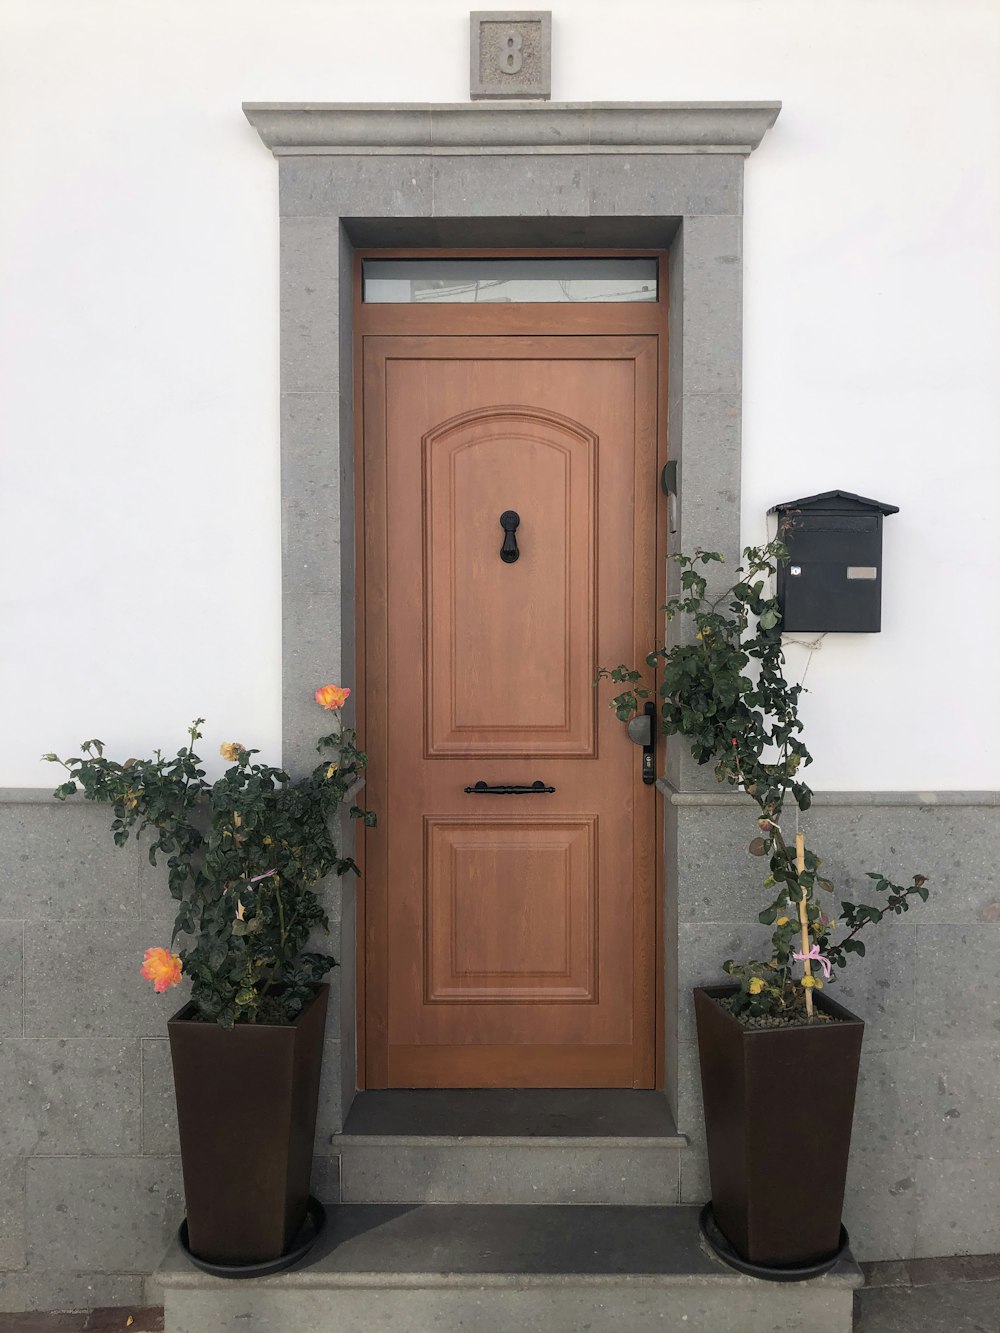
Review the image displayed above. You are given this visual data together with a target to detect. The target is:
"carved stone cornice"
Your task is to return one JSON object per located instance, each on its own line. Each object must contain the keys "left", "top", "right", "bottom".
{"left": 243, "top": 101, "right": 781, "bottom": 156}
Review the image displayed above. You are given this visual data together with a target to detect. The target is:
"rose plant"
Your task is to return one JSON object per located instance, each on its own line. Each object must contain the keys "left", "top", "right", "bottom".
{"left": 599, "top": 539, "right": 929, "bottom": 1022}
{"left": 45, "top": 687, "right": 374, "bottom": 1028}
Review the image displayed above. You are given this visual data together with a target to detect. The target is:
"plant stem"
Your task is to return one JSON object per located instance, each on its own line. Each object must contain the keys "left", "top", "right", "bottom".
{"left": 275, "top": 883, "right": 287, "bottom": 952}
{"left": 795, "top": 832, "right": 814, "bottom": 1017}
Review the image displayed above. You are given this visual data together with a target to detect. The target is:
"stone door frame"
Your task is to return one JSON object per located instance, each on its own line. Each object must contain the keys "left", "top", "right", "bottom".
{"left": 244, "top": 100, "right": 780, "bottom": 1128}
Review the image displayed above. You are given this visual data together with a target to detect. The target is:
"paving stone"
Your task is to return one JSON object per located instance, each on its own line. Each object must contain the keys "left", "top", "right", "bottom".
{"left": 823, "top": 930, "right": 916, "bottom": 1052}
{"left": 0, "top": 1315, "right": 87, "bottom": 1330}
{"left": 860, "top": 1258, "right": 911, "bottom": 1287}
{"left": 907, "top": 1252, "right": 1000, "bottom": 1285}
{"left": 851, "top": 1048, "right": 923, "bottom": 1159}
{"left": 280, "top": 217, "right": 343, "bottom": 395}
{"left": 677, "top": 215, "right": 743, "bottom": 396}
{"left": 589, "top": 153, "right": 742, "bottom": 217}
{"left": 140, "top": 1040, "right": 176, "bottom": 1156}
{"left": 0, "top": 1155, "right": 25, "bottom": 1269}
{"left": 679, "top": 1149, "right": 710, "bottom": 1204}
{"left": 339, "top": 1142, "right": 680, "bottom": 1206}
{"left": 674, "top": 1039, "right": 706, "bottom": 1153}
{"left": 795, "top": 806, "right": 998, "bottom": 928}
{"left": 0, "top": 1276, "right": 144, "bottom": 1316}
{"left": 279, "top": 155, "right": 433, "bottom": 220}
{"left": 432, "top": 155, "right": 590, "bottom": 218}
{"left": 854, "top": 1279, "right": 1000, "bottom": 1332}
{"left": 310, "top": 1155, "right": 341, "bottom": 1204}
{"left": 915, "top": 926, "right": 1000, "bottom": 1041}
{"left": 0, "top": 1039, "right": 140, "bottom": 1154}
{"left": 0, "top": 923, "right": 23, "bottom": 1038}
{"left": 914, "top": 1153, "right": 1000, "bottom": 1258}
{"left": 84, "top": 1306, "right": 163, "bottom": 1331}
{"left": 157, "top": 1204, "right": 859, "bottom": 1333}
{"left": 0, "top": 804, "right": 138, "bottom": 921}
{"left": 911, "top": 1041, "right": 1000, "bottom": 1158}
{"left": 281, "top": 589, "right": 344, "bottom": 781}
{"left": 280, "top": 392, "right": 343, "bottom": 595}
{"left": 23, "top": 924, "right": 189, "bottom": 1039}
{"left": 843, "top": 1150, "right": 920, "bottom": 1263}
{"left": 25, "top": 1158, "right": 183, "bottom": 1273}
{"left": 314, "top": 1037, "right": 344, "bottom": 1143}
{"left": 669, "top": 395, "right": 743, "bottom": 565}
{"left": 675, "top": 922, "right": 772, "bottom": 1041}
{"left": 342, "top": 1089, "right": 679, "bottom": 1138}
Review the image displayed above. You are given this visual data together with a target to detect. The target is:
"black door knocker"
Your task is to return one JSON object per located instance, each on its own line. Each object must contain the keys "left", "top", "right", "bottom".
{"left": 499, "top": 510, "right": 520, "bottom": 563}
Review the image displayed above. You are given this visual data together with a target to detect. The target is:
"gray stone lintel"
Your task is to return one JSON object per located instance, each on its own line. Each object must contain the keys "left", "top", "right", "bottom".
{"left": 242, "top": 101, "right": 781, "bottom": 156}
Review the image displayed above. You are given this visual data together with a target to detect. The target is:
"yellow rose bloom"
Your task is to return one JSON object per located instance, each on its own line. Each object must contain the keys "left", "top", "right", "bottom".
{"left": 748, "top": 977, "right": 765, "bottom": 995}
{"left": 801, "top": 976, "right": 817, "bottom": 989}
{"left": 776, "top": 916, "right": 789, "bottom": 927}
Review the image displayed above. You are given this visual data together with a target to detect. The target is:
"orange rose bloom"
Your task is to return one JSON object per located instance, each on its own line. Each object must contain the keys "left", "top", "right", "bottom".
{"left": 315, "top": 685, "right": 350, "bottom": 710}
{"left": 141, "top": 947, "right": 183, "bottom": 993}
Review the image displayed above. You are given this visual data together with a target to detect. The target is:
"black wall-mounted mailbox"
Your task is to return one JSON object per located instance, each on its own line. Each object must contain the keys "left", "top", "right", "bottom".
{"left": 768, "top": 490, "right": 899, "bottom": 633}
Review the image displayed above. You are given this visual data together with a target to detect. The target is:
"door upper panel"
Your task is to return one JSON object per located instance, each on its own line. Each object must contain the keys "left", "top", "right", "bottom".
{"left": 425, "top": 405, "right": 597, "bottom": 757}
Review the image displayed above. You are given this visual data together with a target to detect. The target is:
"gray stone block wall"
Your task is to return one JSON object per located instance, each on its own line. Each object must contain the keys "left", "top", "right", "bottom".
{"left": 668, "top": 792, "right": 1000, "bottom": 1261}
{"left": 0, "top": 793, "right": 347, "bottom": 1312}
{"left": 2, "top": 790, "right": 998, "bottom": 1312}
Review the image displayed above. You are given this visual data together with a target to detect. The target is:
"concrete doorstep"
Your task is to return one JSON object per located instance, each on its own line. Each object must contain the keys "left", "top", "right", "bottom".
{"left": 8, "top": 1251, "right": 1000, "bottom": 1332}
{"left": 155, "top": 1203, "right": 862, "bottom": 1333}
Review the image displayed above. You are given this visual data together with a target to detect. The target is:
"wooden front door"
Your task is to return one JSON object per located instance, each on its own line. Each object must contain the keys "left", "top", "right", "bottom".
{"left": 362, "top": 325, "right": 660, "bottom": 1088}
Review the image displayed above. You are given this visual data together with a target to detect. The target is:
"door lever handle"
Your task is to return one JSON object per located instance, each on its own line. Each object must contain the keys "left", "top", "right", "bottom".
{"left": 627, "top": 701, "right": 657, "bottom": 785}
{"left": 464, "top": 780, "right": 555, "bottom": 795}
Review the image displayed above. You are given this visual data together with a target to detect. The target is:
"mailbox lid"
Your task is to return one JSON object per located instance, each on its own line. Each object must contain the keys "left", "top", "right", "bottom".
{"left": 768, "top": 489, "right": 900, "bottom": 518}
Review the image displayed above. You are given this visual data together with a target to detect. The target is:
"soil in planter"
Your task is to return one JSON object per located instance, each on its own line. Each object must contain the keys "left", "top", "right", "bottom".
{"left": 719, "top": 993, "right": 848, "bottom": 1029}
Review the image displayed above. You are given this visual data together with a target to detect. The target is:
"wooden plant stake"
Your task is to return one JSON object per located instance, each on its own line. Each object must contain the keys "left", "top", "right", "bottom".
{"left": 796, "top": 831, "right": 814, "bottom": 1018}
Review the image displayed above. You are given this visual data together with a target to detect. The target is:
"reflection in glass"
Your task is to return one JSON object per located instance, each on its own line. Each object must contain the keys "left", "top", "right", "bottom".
{"left": 363, "top": 258, "right": 658, "bottom": 304}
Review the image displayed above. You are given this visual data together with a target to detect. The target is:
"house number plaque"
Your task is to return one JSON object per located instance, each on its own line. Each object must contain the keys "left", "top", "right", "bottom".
{"left": 470, "top": 11, "right": 552, "bottom": 99}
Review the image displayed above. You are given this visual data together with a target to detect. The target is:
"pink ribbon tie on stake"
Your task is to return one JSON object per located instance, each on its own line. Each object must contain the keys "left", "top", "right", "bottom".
{"left": 793, "top": 943, "right": 832, "bottom": 981}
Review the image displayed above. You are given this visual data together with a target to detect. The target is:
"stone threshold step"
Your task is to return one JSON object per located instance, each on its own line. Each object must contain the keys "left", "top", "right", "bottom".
{"left": 157, "top": 1204, "right": 862, "bottom": 1333}
{"left": 332, "top": 1091, "right": 688, "bottom": 1204}
{"left": 338, "top": 1088, "right": 687, "bottom": 1144}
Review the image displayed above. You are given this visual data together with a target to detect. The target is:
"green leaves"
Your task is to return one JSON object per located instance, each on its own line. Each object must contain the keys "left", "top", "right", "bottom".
{"left": 47, "top": 711, "right": 373, "bottom": 1026}
{"left": 594, "top": 537, "right": 931, "bottom": 1020}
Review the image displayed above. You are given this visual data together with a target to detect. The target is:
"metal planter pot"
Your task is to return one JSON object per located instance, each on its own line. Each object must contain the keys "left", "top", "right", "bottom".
{"left": 693, "top": 984, "right": 864, "bottom": 1268}
{"left": 167, "top": 984, "right": 329, "bottom": 1266}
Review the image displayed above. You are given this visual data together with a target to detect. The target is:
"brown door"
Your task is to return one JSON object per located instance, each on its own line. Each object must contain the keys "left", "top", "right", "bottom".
{"left": 363, "top": 332, "right": 658, "bottom": 1088}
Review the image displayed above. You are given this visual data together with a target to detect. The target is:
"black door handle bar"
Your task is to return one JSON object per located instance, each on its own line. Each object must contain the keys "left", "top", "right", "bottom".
{"left": 464, "top": 780, "right": 555, "bottom": 795}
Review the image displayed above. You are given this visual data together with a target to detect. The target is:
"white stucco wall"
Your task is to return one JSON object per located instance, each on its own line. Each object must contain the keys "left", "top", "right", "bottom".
{"left": 1, "top": 0, "right": 997, "bottom": 789}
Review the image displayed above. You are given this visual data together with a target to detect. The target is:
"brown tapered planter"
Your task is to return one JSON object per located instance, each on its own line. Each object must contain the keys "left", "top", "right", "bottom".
{"left": 694, "top": 985, "right": 864, "bottom": 1267}
{"left": 167, "top": 984, "right": 329, "bottom": 1266}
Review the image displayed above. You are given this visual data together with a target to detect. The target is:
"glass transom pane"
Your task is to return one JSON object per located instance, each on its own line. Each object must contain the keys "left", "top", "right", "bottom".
{"left": 363, "top": 258, "right": 658, "bottom": 304}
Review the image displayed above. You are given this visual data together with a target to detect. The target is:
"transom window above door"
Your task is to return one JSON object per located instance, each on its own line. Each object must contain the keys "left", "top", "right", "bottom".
{"left": 362, "top": 258, "right": 658, "bottom": 304}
